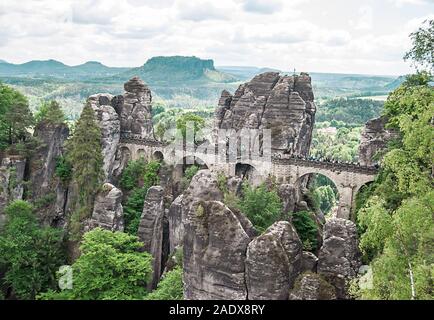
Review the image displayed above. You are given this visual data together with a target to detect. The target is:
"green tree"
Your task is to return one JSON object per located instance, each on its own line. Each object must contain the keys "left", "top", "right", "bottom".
{"left": 146, "top": 267, "right": 183, "bottom": 300}
{"left": 35, "top": 100, "right": 65, "bottom": 125}
{"left": 0, "top": 200, "right": 65, "bottom": 300}
{"left": 404, "top": 19, "right": 434, "bottom": 72}
{"left": 238, "top": 183, "right": 282, "bottom": 233}
{"left": 66, "top": 102, "right": 103, "bottom": 206}
{"left": 0, "top": 83, "right": 34, "bottom": 149}
{"left": 176, "top": 113, "right": 206, "bottom": 143}
{"left": 120, "top": 159, "right": 161, "bottom": 235}
{"left": 38, "top": 228, "right": 153, "bottom": 300}
{"left": 65, "top": 103, "right": 103, "bottom": 236}
{"left": 291, "top": 211, "right": 319, "bottom": 252}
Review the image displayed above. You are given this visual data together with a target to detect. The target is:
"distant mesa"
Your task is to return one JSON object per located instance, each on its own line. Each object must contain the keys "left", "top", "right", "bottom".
{"left": 121, "top": 56, "right": 238, "bottom": 84}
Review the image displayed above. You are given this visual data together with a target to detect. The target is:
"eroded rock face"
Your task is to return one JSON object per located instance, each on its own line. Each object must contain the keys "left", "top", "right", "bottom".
{"left": 317, "top": 218, "right": 362, "bottom": 299}
{"left": 358, "top": 116, "right": 397, "bottom": 166}
{"left": 86, "top": 183, "right": 124, "bottom": 232}
{"left": 215, "top": 72, "right": 316, "bottom": 156}
{"left": 183, "top": 200, "right": 251, "bottom": 300}
{"left": 301, "top": 251, "right": 318, "bottom": 273}
{"left": 138, "top": 186, "right": 165, "bottom": 289}
{"left": 245, "top": 221, "right": 303, "bottom": 300}
{"left": 278, "top": 184, "right": 298, "bottom": 216}
{"left": 87, "top": 94, "right": 121, "bottom": 181}
{"left": 119, "top": 77, "right": 155, "bottom": 139}
{"left": 0, "top": 156, "right": 26, "bottom": 226}
{"left": 289, "top": 272, "right": 337, "bottom": 300}
{"left": 27, "top": 121, "right": 70, "bottom": 225}
{"left": 168, "top": 194, "right": 184, "bottom": 254}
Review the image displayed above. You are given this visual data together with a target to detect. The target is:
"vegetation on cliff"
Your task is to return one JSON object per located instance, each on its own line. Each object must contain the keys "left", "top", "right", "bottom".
{"left": 353, "top": 21, "right": 434, "bottom": 299}
{"left": 0, "top": 200, "right": 65, "bottom": 299}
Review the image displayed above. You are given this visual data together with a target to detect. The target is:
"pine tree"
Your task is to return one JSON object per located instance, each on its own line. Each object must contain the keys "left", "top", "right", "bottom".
{"left": 35, "top": 100, "right": 65, "bottom": 125}
{"left": 66, "top": 103, "right": 103, "bottom": 225}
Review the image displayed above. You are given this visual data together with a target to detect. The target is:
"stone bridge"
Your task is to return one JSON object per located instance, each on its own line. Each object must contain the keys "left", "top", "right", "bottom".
{"left": 119, "top": 133, "right": 378, "bottom": 220}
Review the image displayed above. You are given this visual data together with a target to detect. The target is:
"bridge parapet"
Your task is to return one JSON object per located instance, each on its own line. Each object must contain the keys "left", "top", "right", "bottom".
{"left": 271, "top": 156, "right": 378, "bottom": 175}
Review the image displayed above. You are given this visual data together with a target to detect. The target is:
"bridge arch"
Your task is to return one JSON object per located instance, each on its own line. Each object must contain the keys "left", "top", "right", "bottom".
{"left": 294, "top": 172, "right": 340, "bottom": 216}
{"left": 152, "top": 150, "right": 164, "bottom": 162}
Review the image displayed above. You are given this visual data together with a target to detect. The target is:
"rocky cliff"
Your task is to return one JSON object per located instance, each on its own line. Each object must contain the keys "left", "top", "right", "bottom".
{"left": 358, "top": 116, "right": 397, "bottom": 166}
{"left": 214, "top": 72, "right": 316, "bottom": 156}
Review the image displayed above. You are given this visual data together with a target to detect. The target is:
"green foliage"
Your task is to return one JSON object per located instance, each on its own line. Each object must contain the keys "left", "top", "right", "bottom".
{"left": 34, "top": 100, "right": 65, "bottom": 125}
{"left": 55, "top": 156, "right": 72, "bottom": 184}
{"left": 316, "top": 98, "right": 384, "bottom": 125}
{"left": 184, "top": 165, "right": 200, "bottom": 181}
{"left": 356, "top": 192, "right": 434, "bottom": 299}
{"left": 176, "top": 113, "right": 206, "bottom": 143}
{"left": 404, "top": 19, "right": 434, "bottom": 72}
{"left": 120, "top": 159, "right": 161, "bottom": 235}
{"left": 123, "top": 187, "right": 147, "bottom": 235}
{"left": 0, "top": 200, "right": 65, "bottom": 300}
{"left": 311, "top": 185, "right": 337, "bottom": 214}
{"left": 0, "top": 83, "right": 34, "bottom": 150}
{"left": 354, "top": 61, "right": 434, "bottom": 299}
{"left": 291, "top": 211, "right": 319, "bottom": 252}
{"left": 151, "top": 104, "right": 165, "bottom": 118}
{"left": 65, "top": 103, "right": 103, "bottom": 236}
{"left": 38, "top": 228, "right": 153, "bottom": 300}
{"left": 34, "top": 193, "right": 57, "bottom": 210}
{"left": 146, "top": 267, "right": 183, "bottom": 300}
{"left": 311, "top": 125, "right": 362, "bottom": 162}
{"left": 238, "top": 183, "right": 282, "bottom": 233}
{"left": 120, "top": 158, "right": 147, "bottom": 191}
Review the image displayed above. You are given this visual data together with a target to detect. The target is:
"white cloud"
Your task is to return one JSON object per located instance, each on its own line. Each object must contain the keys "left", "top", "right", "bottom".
{"left": 0, "top": 0, "right": 433, "bottom": 75}
{"left": 241, "top": 0, "right": 283, "bottom": 14}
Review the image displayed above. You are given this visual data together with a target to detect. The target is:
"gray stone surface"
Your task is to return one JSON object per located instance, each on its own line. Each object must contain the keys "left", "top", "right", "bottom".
{"left": 87, "top": 94, "right": 121, "bottom": 181}
{"left": 301, "top": 251, "right": 318, "bottom": 273}
{"left": 289, "top": 272, "right": 337, "bottom": 300}
{"left": 245, "top": 221, "right": 303, "bottom": 300}
{"left": 168, "top": 194, "right": 184, "bottom": 254}
{"left": 358, "top": 116, "right": 397, "bottom": 166}
{"left": 86, "top": 183, "right": 124, "bottom": 232}
{"left": 119, "top": 77, "right": 155, "bottom": 139}
{"left": 138, "top": 186, "right": 165, "bottom": 289}
{"left": 0, "top": 156, "right": 26, "bottom": 225}
{"left": 183, "top": 200, "right": 251, "bottom": 300}
{"left": 215, "top": 72, "right": 316, "bottom": 156}
{"left": 317, "top": 218, "right": 362, "bottom": 299}
{"left": 27, "top": 121, "right": 70, "bottom": 225}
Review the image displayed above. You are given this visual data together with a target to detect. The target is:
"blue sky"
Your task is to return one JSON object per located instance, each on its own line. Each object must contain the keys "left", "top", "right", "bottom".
{"left": 0, "top": 0, "right": 433, "bottom": 75}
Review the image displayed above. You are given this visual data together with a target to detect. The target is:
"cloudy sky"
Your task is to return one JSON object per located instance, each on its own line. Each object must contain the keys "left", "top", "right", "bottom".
{"left": 0, "top": 0, "right": 433, "bottom": 75}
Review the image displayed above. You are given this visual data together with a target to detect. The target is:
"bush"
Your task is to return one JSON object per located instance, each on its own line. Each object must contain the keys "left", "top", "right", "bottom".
{"left": 55, "top": 156, "right": 72, "bottom": 184}
{"left": 0, "top": 200, "right": 65, "bottom": 299}
{"left": 291, "top": 211, "right": 319, "bottom": 252}
{"left": 238, "top": 183, "right": 282, "bottom": 233}
{"left": 38, "top": 228, "right": 153, "bottom": 300}
{"left": 121, "top": 160, "right": 161, "bottom": 235}
{"left": 146, "top": 267, "right": 183, "bottom": 300}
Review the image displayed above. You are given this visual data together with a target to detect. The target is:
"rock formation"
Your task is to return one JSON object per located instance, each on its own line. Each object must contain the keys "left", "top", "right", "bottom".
{"left": 27, "top": 121, "right": 70, "bottom": 225}
{"left": 358, "top": 116, "right": 397, "bottom": 166}
{"left": 138, "top": 186, "right": 166, "bottom": 290}
{"left": 214, "top": 72, "right": 316, "bottom": 156}
{"left": 245, "top": 221, "right": 302, "bottom": 300}
{"left": 289, "top": 272, "right": 337, "bottom": 300}
{"left": 168, "top": 194, "right": 184, "bottom": 254}
{"left": 86, "top": 183, "right": 124, "bottom": 232}
{"left": 0, "top": 156, "right": 26, "bottom": 227}
{"left": 118, "top": 77, "right": 155, "bottom": 139}
{"left": 317, "top": 218, "right": 362, "bottom": 299}
{"left": 301, "top": 251, "right": 318, "bottom": 273}
{"left": 87, "top": 94, "right": 121, "bottom": 181}
{"left": 183, "top": 200, "right": 251, "bottom": 300}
